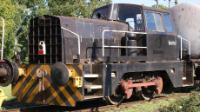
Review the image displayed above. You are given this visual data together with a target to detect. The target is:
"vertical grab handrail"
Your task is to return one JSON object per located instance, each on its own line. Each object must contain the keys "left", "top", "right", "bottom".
{"left": 61, "top": 27, "right": 80, "bottom": 56}
{"left": 0, "top": 17, "right": 5, "bottom": 60}
{"left": 102, "top": 30, "right": 147, "bottom": 57}
{"left": 177, "top": 35, "right": 191, "bottom": 60}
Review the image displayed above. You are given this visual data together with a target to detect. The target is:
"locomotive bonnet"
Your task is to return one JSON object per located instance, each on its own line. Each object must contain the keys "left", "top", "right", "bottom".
{"left": 28, "top": 15, "right": 129, "bottom": 64}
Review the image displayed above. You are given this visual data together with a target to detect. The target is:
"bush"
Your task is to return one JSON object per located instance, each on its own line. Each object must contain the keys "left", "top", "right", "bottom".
{"left": 159, "top": 93, "right": 200, "bottom": 112}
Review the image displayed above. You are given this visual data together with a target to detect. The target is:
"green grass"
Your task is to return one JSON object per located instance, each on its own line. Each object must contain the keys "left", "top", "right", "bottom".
{"left": 0, "top": 85, "right": 14, "bottom": 100}
{"left": 0, "top": 85, "right": 15, "bottom": 109}
{"left": 101, "top": 94, "right": 190, "bottom": 112}
{"left": 105, "top": 99, "right": 177, "bottom": 112}
{"left": 159, "top": 92, "right": 200, "bottom": 112}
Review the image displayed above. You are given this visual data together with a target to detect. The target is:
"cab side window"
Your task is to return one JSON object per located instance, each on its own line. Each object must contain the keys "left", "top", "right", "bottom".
{"left": 145, "top": 12, "right": 156, "bottom": 31}
{"left": 145, "top": 11, "right": 165, "bottom": 32}
{"left": 154, "top": 13, "right": 165, "bottom": 32}
{"left": 92, "top": 6, "right": 110, "bottom": 20}
{"left": 162, "top": 13, "right": 174, "bottom": 32}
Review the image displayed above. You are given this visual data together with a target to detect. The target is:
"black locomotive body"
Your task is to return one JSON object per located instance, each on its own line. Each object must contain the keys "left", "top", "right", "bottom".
{"left": 0, "top": 3, "right": 196, "bottom": 107}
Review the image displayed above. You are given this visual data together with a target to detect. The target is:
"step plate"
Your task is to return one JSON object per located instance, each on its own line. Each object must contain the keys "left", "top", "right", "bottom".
{"left": 84, "top": 85, "right": 102, "bottom": 89}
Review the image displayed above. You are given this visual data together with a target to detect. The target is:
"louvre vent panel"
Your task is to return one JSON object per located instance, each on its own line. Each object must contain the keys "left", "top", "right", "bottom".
{"left": 29, "top": 16, "right": 62, "bottom": 64}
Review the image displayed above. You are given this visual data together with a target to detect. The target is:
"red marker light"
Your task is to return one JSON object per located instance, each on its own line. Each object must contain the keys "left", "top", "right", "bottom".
{"left": 38, "top": 41, "right": 46, "bottom": 55}
{"left": 38, "top": 49, "right": 44, "bottom": 55}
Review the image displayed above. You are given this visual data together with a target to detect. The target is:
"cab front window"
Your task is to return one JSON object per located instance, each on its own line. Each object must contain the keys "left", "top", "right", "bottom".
{"left": 117, "top": 5, "right": 144, "bottom": 32}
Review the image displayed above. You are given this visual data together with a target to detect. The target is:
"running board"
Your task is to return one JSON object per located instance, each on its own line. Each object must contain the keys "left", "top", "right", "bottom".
{"left": 84, "top": 95, "right": 103, "bottom": 100}
{"left": 84, "top": 85, "right": 102, "bottom": 89}
{"left": 84, "top": 74, "right": 99, "bottom": 78}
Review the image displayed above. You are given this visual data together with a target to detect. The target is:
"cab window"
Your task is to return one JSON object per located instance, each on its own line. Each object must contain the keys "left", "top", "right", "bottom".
{"left": 144, "top": 12, "right": 156, "bottom": 31}
{"left": 92, "top": 6, "right": 110, "bottom": 20}
{"left": 162, "top": 13, "right": 174, "bottom": 32}
{"left": 154, "top": 13, "right": 165, "bottom": 32}
{"left": 117, "top": 5, "right": 144, "bottom": 32}
{"left": 144, "top": 11, "right": 165, "bottom": 32}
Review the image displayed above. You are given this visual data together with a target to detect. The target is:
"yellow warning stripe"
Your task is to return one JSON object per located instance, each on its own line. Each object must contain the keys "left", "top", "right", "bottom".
{"left": 59, "top": 86, "right": 75, "bottom": 106}
{"left": 68, "top": 80, "right": 83, "bottom": 100}
{"left": 12, "top": 79, "right": 23, "bottom": 96}
{"left": 45, "top": 79, "right": 66, "bottom": 106}
{"left": 19, "top": 78, "right": 36, "bottom": 100}
{"left": 44, "top": 81, "right": 76, "bottom": 106}
{"left": 12, "top": 65, "right": 36, "bottom": 95}
{"left": 13, "top": 64, "right": 84, "bottom": 106}
{"left": 26, "top": 85, "right": 39, "bottom": 103}
{"left": 44, "top": 65, "right": 76, "bottom": 106}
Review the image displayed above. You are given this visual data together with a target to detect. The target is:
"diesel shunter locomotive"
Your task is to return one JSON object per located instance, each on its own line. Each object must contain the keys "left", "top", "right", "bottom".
{"left": 0, "top": 3, "right": 198, "bottom": 107}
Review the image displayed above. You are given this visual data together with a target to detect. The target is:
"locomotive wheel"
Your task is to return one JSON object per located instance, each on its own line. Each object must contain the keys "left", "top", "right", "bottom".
{"left": 105, "top": 94, "right": 125, "bottom": 105}
{"left": 155, "top": 76, "right": 163, "bottom": 94}
{"left": 141, "top": 86, "right": 155, "bottom": 101}
{"left": 105, "top": 86, "right": 125, "bottom": 105}
{"left": 141, "top": 76, "right": 163, "bottom": 100}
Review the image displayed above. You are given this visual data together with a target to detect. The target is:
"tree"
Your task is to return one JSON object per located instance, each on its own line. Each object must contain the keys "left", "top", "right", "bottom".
{"left": 48, "top": 0, "right": 111, "bottom": 17}
{"left": 15, "top": 0, "right": 110, "bottom": 62}
{"left": 155, "top": 0, "right": 178, "bottom": 8}
{"left": 152, "top": 4, "right": 168, "bottom": 10}
{"left": 0, "top": 0, "right": 25, "bottom": 59}
{"left": 0, "top": 0, "right": 111, "bottom": 61}
{"left": 12, "top": 0, "right": 49, "bottom": 62}
{"left": 154, "top": 0, "right": 159, "bottom": 7}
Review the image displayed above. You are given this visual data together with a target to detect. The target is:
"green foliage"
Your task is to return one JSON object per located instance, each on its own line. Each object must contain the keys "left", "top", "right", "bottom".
{"left": 48, "top": 0, "right": 111, "bottom": 17}
{"left": 159, "top": 93, "right": 200, "bottom": 112}
{"left": 15, "top": 0, "right": 45, "bottom": 8}
{"left": 0, "top": 0, "right": 25, "bottom": 59}
{"left": 13, "top": 0, "right": 49, "bottom": 63}
{"left": 0, "top": 0, "right": 111, "bottom": 61}
{"left": 152, "top": 4, "right": 168, "bottom": 10}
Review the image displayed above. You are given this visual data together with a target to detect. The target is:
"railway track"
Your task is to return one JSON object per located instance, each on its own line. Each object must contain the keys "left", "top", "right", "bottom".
{"left": 1, "top": 92, "right": 193, "bottom": 112}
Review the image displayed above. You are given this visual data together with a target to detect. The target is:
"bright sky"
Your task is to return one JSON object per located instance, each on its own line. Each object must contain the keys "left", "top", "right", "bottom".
{"left": 112, "top": 0, "right": 200, "bottom": 7}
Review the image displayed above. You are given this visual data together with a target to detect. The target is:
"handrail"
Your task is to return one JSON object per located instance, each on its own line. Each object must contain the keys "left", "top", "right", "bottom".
{"left": 177, "top": 35, "right": 191, "bottom": 59}
{"left": 102, "top": 29, "right": 147, "bottom": 56}
{"left": 0, "top": 17, "right": 5, "bottom": 60}
{"left": 61, "top": 27, "right": 80, "bottom": 55}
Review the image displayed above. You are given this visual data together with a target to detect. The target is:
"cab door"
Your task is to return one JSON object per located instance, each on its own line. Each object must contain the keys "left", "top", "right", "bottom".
{"left": 144, "top": 11, "right": 178, "bottom": 61}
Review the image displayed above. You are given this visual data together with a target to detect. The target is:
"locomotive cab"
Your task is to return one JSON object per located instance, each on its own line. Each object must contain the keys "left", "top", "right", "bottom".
{"left": 93, "top": 4, "right": 147, "bottom": 58}
{"left": 92, "top": 4, "right": 182, "bottom": 61}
